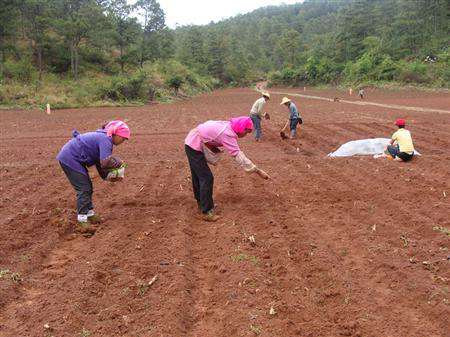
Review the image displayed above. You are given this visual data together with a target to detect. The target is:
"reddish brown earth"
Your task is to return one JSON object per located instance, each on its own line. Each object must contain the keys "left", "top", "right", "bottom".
{"left": 0, "top": 88, "right": 449, "bottom": 337}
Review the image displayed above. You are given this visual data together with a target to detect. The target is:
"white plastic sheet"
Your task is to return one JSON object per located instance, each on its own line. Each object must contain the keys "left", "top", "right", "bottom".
{"left": 328, "top": 138, "right": 420, "bottom": 157}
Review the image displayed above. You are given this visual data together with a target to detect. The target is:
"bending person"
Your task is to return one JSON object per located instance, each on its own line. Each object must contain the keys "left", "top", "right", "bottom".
{"left": 185, "top": 116, "right": 270, "bottom": 222}
{"left": 385, "top": 118, "right": 415, "bottom": 161}
{"left": 57, "top": 120, "right": 130, "bottom": 229}
{"left": 280, "top": 97, "right": 302, "bottom": 139}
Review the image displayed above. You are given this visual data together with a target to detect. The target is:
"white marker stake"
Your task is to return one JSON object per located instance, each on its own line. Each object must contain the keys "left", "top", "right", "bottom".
{"left": 349, "top": 88, "right": 353, "bottom": 95}
{"left": 303, "top": 86, "right": 306, "bottom": 91}
{"left": 46, "top": 103, "right": 51, "bottom": 115}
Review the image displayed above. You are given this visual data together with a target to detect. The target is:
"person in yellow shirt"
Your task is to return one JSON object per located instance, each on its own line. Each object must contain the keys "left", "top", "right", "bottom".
{"left": 386, "top": 119, "right": 415, "bottom": 161}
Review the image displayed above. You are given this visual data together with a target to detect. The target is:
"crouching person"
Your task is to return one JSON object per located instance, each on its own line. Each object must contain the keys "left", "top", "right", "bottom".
{"left": 185, "top": 116, "right": 270, "bottom": 222}
{"left": 57, "top": 120, "right": 130, "bottom": 231}
{"left": 386, "top": 118, "right": 414, "bottom": 162}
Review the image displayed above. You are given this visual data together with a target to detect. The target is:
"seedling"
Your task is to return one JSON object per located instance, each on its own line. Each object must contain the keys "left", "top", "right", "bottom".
{"left": 433, "top": 226, "right": 450, "bottom": 236}
{"left": 79, "top": 328, "right": 91, "bottom": 337}
{"left": 249, "top": 324, "right": 262, "bottom": 335}
{"left": 400, "top": 235, "right": 409, "bottom": 247}
{"left": 10, "top": 272, "right": 22, "bottom": 283}
{"left": 19, "top": 255, "right": 30, "bottom": 262}
{"left": 0, "top": 269, "right": 10, "bottom": 278}
{"left": 137, "top": 281, "right": 149, "bottom": 296}
{"left": 231, "top": 253, "right": 259, "bottom": 265}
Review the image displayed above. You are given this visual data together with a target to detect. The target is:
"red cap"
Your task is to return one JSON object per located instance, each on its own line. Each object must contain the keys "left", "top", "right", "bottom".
{"left": 395, "top": 119, "right": 405, "bottom": 127}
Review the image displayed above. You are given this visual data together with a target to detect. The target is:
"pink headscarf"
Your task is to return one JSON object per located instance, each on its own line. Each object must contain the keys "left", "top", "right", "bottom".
{"left": 230, "top": 116, "right": 253, "bottom": 134}
{"left": 104, "top": 120, "right": 131, "bottom": 139}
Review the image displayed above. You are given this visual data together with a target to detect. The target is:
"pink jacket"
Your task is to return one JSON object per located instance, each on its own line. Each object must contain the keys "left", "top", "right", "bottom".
{"left": 185, "top": 121, "right": 241, "bottom": 156}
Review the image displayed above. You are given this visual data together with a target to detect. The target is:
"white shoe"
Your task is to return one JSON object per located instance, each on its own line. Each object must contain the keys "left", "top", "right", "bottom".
{"left": 87, "top": 210, "right": 95, "bottom": 217}
{"left": 77, "top": 214, "right": 88, "bottom": 223}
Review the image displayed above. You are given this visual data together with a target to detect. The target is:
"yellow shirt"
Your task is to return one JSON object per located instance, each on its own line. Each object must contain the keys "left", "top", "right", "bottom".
{"left": 392, "top": 128, "right": 414, "bottom": 153}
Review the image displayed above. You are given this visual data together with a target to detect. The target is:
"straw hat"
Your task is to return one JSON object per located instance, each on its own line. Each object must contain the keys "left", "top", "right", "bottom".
{"left": 280, "top": 97, "right": 291, "bottom": 105}
{"left": 262, "top": 92, "right": 270, "bottom": 99}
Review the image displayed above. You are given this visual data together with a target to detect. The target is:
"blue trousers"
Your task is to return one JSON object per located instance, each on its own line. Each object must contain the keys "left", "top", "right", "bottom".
{"left": 60, "top": 162, "right": 93, "bottom": 215}
{"left": 387, "top": 145, "right": 413, "bottom": 161}
{"left": 290, "top": 118, "right": 299, "bottom": 137}
{"left": 250, "top": 115, "right": 262, "bottom": 140}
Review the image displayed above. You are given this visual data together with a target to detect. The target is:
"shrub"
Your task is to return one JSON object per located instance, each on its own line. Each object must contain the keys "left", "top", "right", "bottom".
{"left": 3, "top": 59, "right": 36, "bottom": 82}
{"left": 397, "top": 61, "right": 430, "bottom": 84}
{"left": 100, "top": 72, "right": 147, "bottom": 101}
{"left": 166, "top": 75, "right": 184, "bottom": 93}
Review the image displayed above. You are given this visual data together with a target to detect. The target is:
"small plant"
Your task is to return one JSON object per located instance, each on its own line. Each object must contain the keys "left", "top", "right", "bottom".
{"left": 137, "top": 280, "right": 149, "bottom": 296}
{"left": 249, "top": 324, "right": 262, "bottom": 335}
{"left": 433, "top": 226, "right": 450, "bottom": 236}
{"left": 400, "top": 235, "right": 409, "bottom": 247}
{"left": 0, "top": 269, "right": 10, "bottom": 278}
{"left": 19, "top": 255, "right": 30, "bottom": 262}
{"left": 53, "top": 207, "right": 63, "bottom": 215}
{"left": 231, "top": 253, "right": 248, "bottom": 262}
{"left": 10, "top": 272, "right": 22, "bottom": 283}
{"left": 79, "top": 328, "right": 91, "bottom": 337}
{"left": 231, "top": 253, "right": 259, "bottom": 265}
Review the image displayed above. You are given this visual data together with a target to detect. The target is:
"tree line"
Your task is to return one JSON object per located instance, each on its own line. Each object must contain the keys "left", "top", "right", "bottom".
{"left": 0, "top": 0, "right": 170, "bottom": 80}
{"left": 0, "top": 0, "right": 448, "bottom": 88}
{"left": 175, "top": 0, "right": 449, "bottom": 86}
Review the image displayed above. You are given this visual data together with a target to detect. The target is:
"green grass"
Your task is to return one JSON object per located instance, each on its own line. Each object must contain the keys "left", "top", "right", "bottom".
{"left": 230, "top": 253, "right": 259, "bottom": 266}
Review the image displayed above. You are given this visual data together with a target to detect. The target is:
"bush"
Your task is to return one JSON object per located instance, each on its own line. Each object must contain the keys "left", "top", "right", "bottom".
{"left": 166, "top": 75, "right": 184, "bottom": 93}
{"left": 397, "top": 61, "right": 430, "bottom": 84}
{"left": 3, "top": 59, "right": 36, "bottom": 82}
{"left": 100, "top": 72, "right": 147, "bottom": 101}
{"left": 268, "top": 67, "right": 306, "bottom": 86}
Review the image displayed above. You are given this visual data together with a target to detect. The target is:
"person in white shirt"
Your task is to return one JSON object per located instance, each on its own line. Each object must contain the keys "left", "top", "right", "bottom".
{"left": 249, "top": 92, "right": 270, "bottom": 141}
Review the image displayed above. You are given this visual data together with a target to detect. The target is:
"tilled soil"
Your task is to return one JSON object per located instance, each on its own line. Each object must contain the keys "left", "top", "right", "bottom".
{"left": 0, "top": 88, "right": 449, "bottom": 337}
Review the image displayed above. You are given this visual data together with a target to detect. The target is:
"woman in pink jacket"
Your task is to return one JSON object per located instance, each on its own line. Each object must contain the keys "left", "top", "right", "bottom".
{"left": 185, "top": 116, "right": 270, "bottom": 222}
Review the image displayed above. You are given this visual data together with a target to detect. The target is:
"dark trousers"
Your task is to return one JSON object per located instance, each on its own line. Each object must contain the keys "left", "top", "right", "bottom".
{"left": 387, "top": 145, "right": 414, "bottom": 162}
{"left": 60, "top": 162, "right": 93, "bottom": 215}
{"left": 185, "top": 145, "right": 214, "bottom": 213}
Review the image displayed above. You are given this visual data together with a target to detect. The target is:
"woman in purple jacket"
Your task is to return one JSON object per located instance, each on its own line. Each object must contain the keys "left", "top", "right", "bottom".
{"left": 57, "top": 120, "right": 130, "bottom": 226}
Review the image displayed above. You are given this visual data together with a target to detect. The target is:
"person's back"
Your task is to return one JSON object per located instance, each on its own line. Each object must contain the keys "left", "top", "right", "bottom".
{"left": 289, "top": 102, "right": 299, "bottom": 119}
{"left": 392, "top": 128, "right": 414, "bottom": 154}
{"left": 57, "top": 130, "right": 113, "bottom": 172}
{"left": 250, "top": 97, "right": 266, "bottom": 116}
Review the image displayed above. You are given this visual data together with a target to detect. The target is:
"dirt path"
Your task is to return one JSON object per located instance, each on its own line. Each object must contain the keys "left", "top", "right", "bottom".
{"left": 268, "top": 89, "right": 450, "bottom": 114}
{"left": 0, "top": 87, "right": 449, "bottom": 337}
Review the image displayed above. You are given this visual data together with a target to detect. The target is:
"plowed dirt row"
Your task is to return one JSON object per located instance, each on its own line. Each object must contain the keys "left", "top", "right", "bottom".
{"left": 1, "top": 88, "right": 449, "bottom": 337}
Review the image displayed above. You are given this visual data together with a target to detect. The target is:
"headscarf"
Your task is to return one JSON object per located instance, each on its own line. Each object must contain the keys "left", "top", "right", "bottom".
{"left": 230, "top": 116, "right": 253, "bottom": 134}
{"left": 104, "top": 120, "right": 131, "bottom": 139}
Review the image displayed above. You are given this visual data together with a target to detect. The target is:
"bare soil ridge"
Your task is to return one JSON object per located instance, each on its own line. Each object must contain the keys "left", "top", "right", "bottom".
{"left": 0, "top": 87, "right": 449, "bottom": 337}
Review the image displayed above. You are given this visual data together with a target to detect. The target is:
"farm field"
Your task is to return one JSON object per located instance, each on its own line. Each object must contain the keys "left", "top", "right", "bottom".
{"left": 0, "top": 87, "right": 449, "bottom": 337}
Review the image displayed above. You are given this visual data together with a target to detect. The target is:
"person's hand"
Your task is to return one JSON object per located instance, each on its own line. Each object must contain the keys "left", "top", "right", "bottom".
{"left": 256, "top": 168, "right": 270, "bottom": 180}
{"left": 265, "top": 113, "right": 270, "bottom": 120}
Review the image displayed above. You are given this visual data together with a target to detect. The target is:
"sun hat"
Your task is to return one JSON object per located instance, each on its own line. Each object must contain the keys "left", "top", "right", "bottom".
{"left": 280, "top": 97, "right": 291, "bottom": 105}
{"left": 262, "top": 92, "right": 270, "bottom": 99}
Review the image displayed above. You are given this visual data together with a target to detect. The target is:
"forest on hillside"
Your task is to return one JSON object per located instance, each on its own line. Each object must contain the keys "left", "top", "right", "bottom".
{"left": 0, "top": 0, "right": 448, "bottom": 108}
{"left": 176, "top": 0, "right": 449, "bottom": 86}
